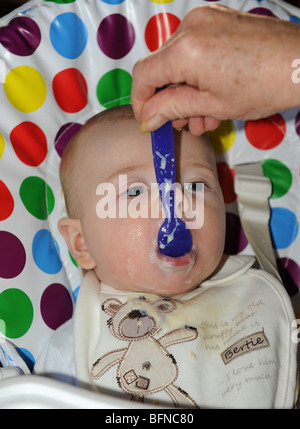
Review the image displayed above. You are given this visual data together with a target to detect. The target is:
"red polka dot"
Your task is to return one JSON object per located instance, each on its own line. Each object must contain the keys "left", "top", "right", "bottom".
{"left": 145, "top": 13, "right": 180, "bottom": 52}
{"left": 245, "top": 114, "right": 286, "bottom": 150}
{"left": 217, "top": 162, "right": 236, "bottom": 204}
{"left": 52, "top": 68, "right": 88, "bottom": 113}
{"left": 0, "top": 181, "right": 14, "bottom": 220}
{"left": 10, "top": 122, "right": 47, "bottom": 166}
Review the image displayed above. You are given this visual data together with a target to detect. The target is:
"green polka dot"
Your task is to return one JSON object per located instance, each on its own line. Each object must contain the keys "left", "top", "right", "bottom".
{"left": 262, "top": 159, "right": 292, "bottom": 199}
{"left": 96, "top": 69, "right": 132, "bottom": 108}
{"left": 44, "top": 0, "right": 76, "bottom": 3}
{"left": 19, "top": 176, "right": 55, "bottom": 220}
{"left": 0, "top": 289, "right": 33, "bottom": 339}
{"left": 69, "top": 250, "right": 78, "bottom": 267}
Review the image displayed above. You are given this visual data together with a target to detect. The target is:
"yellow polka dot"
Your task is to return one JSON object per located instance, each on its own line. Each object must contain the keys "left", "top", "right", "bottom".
{"left": 206, "top": 120, "right": 236, "bottom": 154}
{"left": 4, "top": 66, "right": 47, "bottom": 113}
{"left": 0, "top": 134, "right": 4, "bottom": 159}
{"left": 150, "top": 0, "right": 174, "bottom": 3}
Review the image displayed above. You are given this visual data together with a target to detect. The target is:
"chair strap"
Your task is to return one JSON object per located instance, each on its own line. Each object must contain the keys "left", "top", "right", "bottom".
{"left": 234, "top": 162, "right": 282, "bottom": 283}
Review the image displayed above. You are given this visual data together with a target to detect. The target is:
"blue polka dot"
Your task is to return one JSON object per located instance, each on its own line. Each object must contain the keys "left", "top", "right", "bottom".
{"left": 101, "top": 0, "right": 126, "bottom": 4}
{"left": 290, "top": 16, "right": 300, "bottom": 24}
{"left": 32, "top": 229, "right": 62, "bottom": 274}
{"left": 270, "top": 207, "right": 299, "bottom": 249}
{"left": 72, "top": 285, "right": 80, "bottom": 302}
{"left": 50, "top": 13, "right": 88, "bottom": 59}
{"left": 16, "top": 347, "right": 35, "bottom": 373}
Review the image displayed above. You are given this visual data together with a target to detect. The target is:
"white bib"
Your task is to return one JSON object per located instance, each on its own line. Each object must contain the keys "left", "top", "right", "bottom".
{"left": 74, "top": 255, "right": 297, "bottom": 408}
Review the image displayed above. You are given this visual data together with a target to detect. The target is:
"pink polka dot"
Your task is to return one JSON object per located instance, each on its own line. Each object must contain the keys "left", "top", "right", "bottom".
{"left": 0, "top": 181, "right": 14, "bottom": 221}
{"left": 97, "top": 14, "right": 135, "bottom": 59}
{"left": 245, "top": 114, "right": 286, "bottom": 150}
{"left": 0, "top": 16, "right": 41, "bottom": 56}
{"left": 52, "top": 68, "right": 88, "bottom": 113}
{"left": 277, "top": 258, "right": 300, "bottom": 296}
{"left": 224, "top": 212, "right": 248, "bottom": 255}
{"left": 40, "top": 283, "right": 73, "bottom": 330}
{"left": 295, "top": 110, "right": 300, "bottom": 136}
{"left": 145, "top": 13, "right": 180, "bottom": 52}
{"left": 55, "top": 122, "right": 82, "bottom": 157}
{"left": 0, "top": 231, "right": 26, "bottom": 279}
{"left": 248, "top": 8, "right": 277, "bottom": 18}
{"left": 10, "top": 122, "right": 47, "bottom": 166}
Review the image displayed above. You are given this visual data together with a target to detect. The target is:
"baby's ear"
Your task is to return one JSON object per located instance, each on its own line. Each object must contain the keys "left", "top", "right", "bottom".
{"left": 58, "top": 218, "right": 96, "bottom": 270}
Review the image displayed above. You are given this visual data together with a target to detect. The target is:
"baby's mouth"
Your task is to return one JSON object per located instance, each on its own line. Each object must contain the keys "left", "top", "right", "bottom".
{"left": 155, "top": 247, "right": 197, "bottom": 270}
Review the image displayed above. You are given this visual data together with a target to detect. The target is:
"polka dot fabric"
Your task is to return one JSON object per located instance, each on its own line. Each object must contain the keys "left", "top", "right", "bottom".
{"left": 0, "top": 0, "right": 300, "bottom": 368}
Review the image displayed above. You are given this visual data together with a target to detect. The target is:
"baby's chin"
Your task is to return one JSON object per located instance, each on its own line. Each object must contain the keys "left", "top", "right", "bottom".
{"left": 136, "top": 247, "right": 201, "bottom": 297}
{"left": 137, "top": 276, "right": 198, "bottom": 298}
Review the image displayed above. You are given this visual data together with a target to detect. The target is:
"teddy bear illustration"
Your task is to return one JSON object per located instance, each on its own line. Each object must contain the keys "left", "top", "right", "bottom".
{"left": 91, "top": 296, "right": 199, "bottom": 408}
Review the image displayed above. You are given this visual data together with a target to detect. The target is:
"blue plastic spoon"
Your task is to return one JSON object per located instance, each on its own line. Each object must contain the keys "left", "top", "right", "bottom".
{"left": 151, "top": 120, "right": 192, "bottom": 257}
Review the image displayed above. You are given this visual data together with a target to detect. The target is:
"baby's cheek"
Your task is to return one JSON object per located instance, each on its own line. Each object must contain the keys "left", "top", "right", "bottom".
{"left": 193, "top": 202, "right": 224, "bottom": 252}
{"left": 117, "top": 219, "right": 150, "bottom": 252}
{"left": 109, "top": 220, "right": 151, "bottom": 276}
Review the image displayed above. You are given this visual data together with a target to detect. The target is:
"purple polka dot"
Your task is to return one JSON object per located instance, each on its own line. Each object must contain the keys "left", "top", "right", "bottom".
{"left": 55, "top": 122, "right": 82, "bottom": 157}
{"left": 295, "top": 111, "right": 300, "bottom": 137}
{"left": 97, "top": 14, "right": 135, "bottom": 59}
{"left": 248, "top": 8, "right": 277, "bottom": 18}
{"left": 277, "top": 257, "right": 300, "bottom": 296}
{"left": 0, "top": 17, "right": 41, "bottom": 56}
{"left": 40, "top": 283, "right": 73, "bottom": 330}
{"left": 224, "top": 212, "right": 248, "bottom": 255}
{"left": 0, "top": 231, "right": 26, "bottom": 278}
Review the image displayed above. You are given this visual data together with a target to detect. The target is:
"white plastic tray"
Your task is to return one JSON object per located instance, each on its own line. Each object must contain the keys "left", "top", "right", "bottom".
{"left": 0, "top": 375, "right": 157, "bottom": 409}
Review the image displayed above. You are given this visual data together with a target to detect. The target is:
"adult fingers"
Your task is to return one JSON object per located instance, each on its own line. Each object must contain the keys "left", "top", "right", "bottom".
{"left": 131, "top": 50, "right": 178, "bottom": 123}
{"left": 185, "top": 117, "right": 220, "bottom": 136}
{"left": 138, "top": 85, "right": 219, "bottom": 133}
{"left": 131, "top": 28, "right": 192, "bottom": 122}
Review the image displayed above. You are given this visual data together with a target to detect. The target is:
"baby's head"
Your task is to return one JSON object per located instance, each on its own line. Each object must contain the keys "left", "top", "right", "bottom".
{"left": 59, "top": 104, "right": 225, "bottom": 296}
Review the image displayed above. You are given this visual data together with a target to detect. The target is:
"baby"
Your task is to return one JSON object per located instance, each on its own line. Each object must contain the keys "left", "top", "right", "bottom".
{"left": 35, "top": 105, "right": 297, "bottom": 408}
{"left": 59, "top": 105, "right": 225, "bottom": 297}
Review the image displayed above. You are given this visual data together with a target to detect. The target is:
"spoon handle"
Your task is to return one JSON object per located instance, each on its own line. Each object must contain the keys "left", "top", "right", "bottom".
{"left": 151, "top": 120, "right": 175, "bottom": 212}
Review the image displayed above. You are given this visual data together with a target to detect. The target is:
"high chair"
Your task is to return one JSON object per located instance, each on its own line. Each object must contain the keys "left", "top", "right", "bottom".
{"left": 0, "top": 0, "right": 299, "bottom": 408}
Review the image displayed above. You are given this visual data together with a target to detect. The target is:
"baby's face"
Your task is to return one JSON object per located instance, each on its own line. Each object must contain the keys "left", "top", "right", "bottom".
{"left": 76, "top": 118, "right": 225, "bottom": 296}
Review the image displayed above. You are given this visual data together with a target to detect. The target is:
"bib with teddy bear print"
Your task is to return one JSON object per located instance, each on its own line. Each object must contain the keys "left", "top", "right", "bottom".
{"left": 74, "top": 255, "right": 297, "bottom": 408}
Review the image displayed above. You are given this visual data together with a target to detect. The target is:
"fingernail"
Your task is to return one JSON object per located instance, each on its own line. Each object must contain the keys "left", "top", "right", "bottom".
{"left": 139, "top": 114, "right": 166, "bottom": 134}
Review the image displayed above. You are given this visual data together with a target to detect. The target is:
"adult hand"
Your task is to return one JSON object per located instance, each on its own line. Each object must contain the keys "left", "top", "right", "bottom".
{"left": 131, "top": 4, "right": 300, "bottom": 135}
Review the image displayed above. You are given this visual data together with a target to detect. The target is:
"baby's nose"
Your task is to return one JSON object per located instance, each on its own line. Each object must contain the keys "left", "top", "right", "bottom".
{"left": 173, "top": 183, "right": 191, "bottom": 221}
{"left": 149, "top": 183, "right": 164, "bottom": 219}
{"left": 179, "top": 184, "right": 205, "bottom": 230}
{"left": 151, "top": 182, "right": 191, "bottom": 221}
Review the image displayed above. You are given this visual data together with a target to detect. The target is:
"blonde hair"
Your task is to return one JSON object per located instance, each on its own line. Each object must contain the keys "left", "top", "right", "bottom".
{"left": 59, "top": 104, "right": 135, "bottom": 218}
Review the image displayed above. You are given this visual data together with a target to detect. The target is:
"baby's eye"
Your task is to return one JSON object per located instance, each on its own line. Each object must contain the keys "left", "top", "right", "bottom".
{"left": 126, "top": 184, "right": 147, "bottom": 198}
{"left": 184, "top": 182, "right": 204, "bottom": 193}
